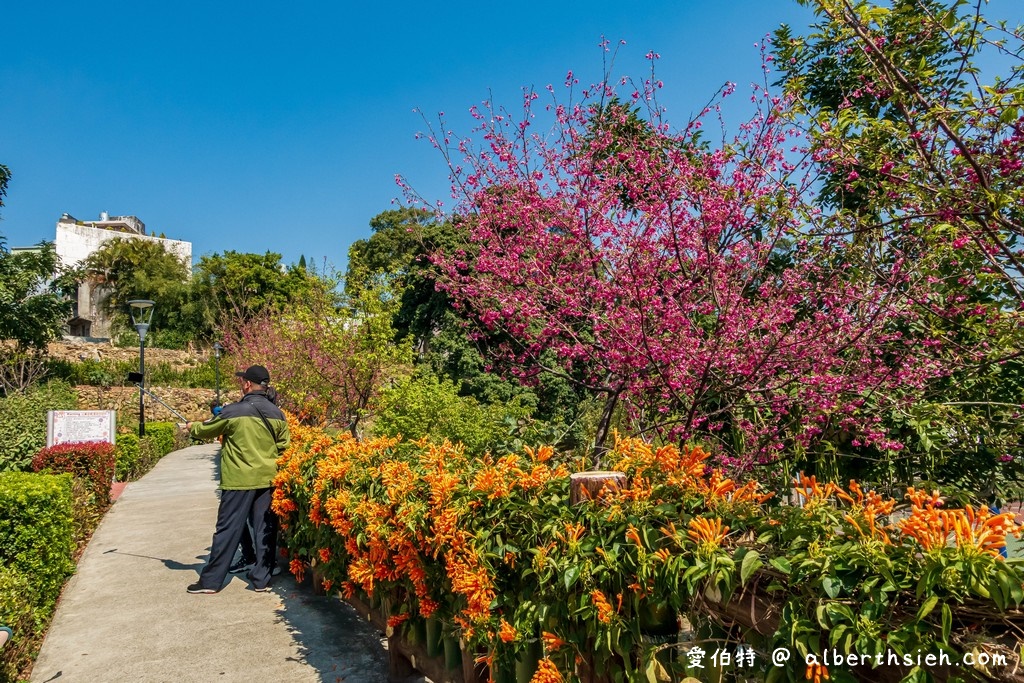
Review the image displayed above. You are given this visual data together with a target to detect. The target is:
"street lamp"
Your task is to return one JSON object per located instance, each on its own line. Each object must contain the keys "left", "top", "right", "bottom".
{"left": 212, "top": 341, "right": 224, "bottom": 405}
{"left": 128, "top": 300, "right": 155, "bottom": 437}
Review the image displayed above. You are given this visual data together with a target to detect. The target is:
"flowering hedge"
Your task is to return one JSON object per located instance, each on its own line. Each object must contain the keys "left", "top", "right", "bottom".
{"left": 32, "top": 441, "right": 116, "bottom": 508}
{"left": 273, "top": 415, "right": 1024, "bottom": 682}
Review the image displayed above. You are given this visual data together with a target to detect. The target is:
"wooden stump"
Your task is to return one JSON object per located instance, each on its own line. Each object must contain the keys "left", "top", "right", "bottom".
{"left": 570, "top": 471, "right": 627, "bottom": 504}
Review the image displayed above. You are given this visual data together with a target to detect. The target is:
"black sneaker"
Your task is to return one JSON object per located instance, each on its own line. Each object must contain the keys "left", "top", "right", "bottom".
{"left": 253, "top": 584, "right": 272, "bottom": 592}
{"left": 228, "top": 558, "right": 253, "bottom": 574}
{"left": 186, "top": 582, "right": 218, "bottom": 594}
{"left": 272, "top": 565, "right": 282, "bottom": 577}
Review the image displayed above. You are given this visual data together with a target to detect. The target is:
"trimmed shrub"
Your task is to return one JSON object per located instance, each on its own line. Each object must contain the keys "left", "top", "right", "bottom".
{"left": 372, "top": 371, "right": 533, "bottom": 456}
{"left": 0, "top": 472, "right": 75, "bottom": 615}
{"left": 32, "top": 442, "right": 115, "bottom": 508}
{"left": 145, "top": 422, "right": 176, "bottom": 458}
{"left": 114, "top": 423, "right": 188, "bottom": 481}
{"left": 114, "top": 431, "right": 141, "bottom": 480}
{"left": 0, "top": 567, "right": 35, "bottom": 683}
{"left": 0, "top": 381, "right": 77, "bottom": 472}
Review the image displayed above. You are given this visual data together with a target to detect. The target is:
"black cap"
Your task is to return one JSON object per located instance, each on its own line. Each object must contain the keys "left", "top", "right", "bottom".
{"left": 235, "top": 365, "right": 270, "bottom": 385}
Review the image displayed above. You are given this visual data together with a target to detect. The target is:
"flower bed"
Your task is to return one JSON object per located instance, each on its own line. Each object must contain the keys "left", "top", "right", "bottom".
{"left": 272, "top": 415, "right": 1024, "bottom": 682}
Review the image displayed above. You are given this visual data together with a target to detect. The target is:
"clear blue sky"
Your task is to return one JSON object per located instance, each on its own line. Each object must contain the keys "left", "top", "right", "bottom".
{"left": 0, "top": 1, "right": 1017, "bottom": 273}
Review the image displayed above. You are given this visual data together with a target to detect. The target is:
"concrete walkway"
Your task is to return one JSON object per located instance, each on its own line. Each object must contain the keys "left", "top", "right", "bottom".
{"left": 31, "top": 443, "right": 407, "bottom": 683}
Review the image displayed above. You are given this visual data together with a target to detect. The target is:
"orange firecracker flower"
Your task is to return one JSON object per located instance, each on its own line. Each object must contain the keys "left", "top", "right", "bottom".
{"left": 498, "top": 618, "right": 518, "bottom": 643}
{"left": 387, "top": 613, "right": 410, "bottom": 628}
{"left": 625, "top": 524, "right": 644, "bottom": 548}
{"left": 806, "top": 662, "right": 830, "bottom": 683}
{"left": 794, "top": 472, "right": 841, "bottom": 506}
{"left": 289, "top": 558, "right": 306, "bottom": 583}
{"left": 687, "top": 517, "right": 729, "bottom": 550}
{"left": 318, "top": 547, "right": 331, "bottom": 563}
{"left": 541, "top": 631, "right": 567, "bottom": 651}
{"left": 530, "top": 658, "right": 564, "bottom": 683}
{"left": 591, "top": 589, "right": 615, "bottom": 624}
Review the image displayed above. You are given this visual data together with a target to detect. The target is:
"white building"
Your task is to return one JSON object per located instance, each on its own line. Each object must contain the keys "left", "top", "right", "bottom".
{"left": 55, "top": 213, "right": 192, "bottom": 339}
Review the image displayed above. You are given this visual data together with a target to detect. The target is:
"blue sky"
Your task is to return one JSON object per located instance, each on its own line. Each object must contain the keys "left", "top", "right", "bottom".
{"left": 1, "top": 1, "right": 1017, "bottom": 273}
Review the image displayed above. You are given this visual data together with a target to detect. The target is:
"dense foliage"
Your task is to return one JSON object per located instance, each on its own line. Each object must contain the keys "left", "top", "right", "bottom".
{"left": 114, "top": 422, "right": 189, "bottom": 480}
{"left": 771, "top": 0, "right": 1024, "bottom": 500}
{"left": 227, "top": 282, "right": 412, "bottom": 435}
{"left": 0, "top": 239, "right": 73, "bottom": 352}
{"left": 32, "top": 441, "right": 116, "bottom": 508}
{"left": 0, "top": 381, "right": 78, "bottom": 472}
{"left": 0, "top": 472, "right": 75, "bottom": 620}
{"left": 275, "top": 419, "right": 1024, "bottom": 683}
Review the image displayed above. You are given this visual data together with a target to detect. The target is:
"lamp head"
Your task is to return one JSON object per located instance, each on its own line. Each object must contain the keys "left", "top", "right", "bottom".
{"left": 213, "top": 341, "right": 224, "bottom": 359}
{"left": 127, "top": 299, "right": 155, "bottom": 340}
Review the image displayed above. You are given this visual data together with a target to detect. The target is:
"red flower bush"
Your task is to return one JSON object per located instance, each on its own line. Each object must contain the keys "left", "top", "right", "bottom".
{"left": 32, "top": 441, "right": 116, "bottom": 508}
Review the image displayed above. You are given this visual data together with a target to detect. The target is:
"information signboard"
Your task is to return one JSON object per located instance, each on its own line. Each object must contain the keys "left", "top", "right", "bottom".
{"left": 46, "top": 410, "right": 117, "bottom": 447}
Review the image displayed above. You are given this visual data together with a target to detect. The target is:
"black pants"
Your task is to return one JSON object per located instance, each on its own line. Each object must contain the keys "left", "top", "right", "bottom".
{"left": 198, "top": 487, "right": 277, "bottom": 590}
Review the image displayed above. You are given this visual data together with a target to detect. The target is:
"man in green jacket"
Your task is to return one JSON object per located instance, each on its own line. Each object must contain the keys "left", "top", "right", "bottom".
{"left": 186, "top": 365, "right": 289, "bottom": 593}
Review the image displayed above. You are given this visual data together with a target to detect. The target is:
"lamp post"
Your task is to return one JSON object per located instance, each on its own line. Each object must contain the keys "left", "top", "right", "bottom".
{"left": 212, "top": 341, "right": 224, "bottom": 405}
{"left": 128, "top": 300, "right": 155, "bottom": 437}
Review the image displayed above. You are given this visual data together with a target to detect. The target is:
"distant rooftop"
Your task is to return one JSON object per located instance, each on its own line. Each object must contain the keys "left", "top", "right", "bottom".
{"left": 59, "top": 212, "right": 146, "bottom": 236}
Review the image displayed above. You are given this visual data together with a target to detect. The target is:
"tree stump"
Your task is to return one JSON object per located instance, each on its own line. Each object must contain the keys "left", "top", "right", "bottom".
{"left": 570, "top": 471, "right": 627, "bottom": 505}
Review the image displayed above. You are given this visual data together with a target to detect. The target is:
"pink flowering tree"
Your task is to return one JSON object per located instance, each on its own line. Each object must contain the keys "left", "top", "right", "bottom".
{"left": 411, "top": 46, "right": 960, "bottom": 474}
{"left": 224, "top": 283, "right": 412, "bottom": 437}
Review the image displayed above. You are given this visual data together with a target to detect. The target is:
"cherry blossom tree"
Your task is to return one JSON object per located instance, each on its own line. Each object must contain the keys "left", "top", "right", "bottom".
{"left": 414, "top": 46, "right": 956, "bottom": 473}
{"left": 225, "top": 283, "right": 412, "bottom": 437}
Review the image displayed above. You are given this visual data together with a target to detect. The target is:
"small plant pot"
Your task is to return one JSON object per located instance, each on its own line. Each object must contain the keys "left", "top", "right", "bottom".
{"left": 514, "top": 641, "right": 542, "bottom": 683}
{"left": 443, "top": 635, "right": 462, "bottom": 671}
{"left": 404, "top": 617, "right": 426, "bottom": 646}
{"left": 425, "top": 616, "right": 443, "bottom": 657}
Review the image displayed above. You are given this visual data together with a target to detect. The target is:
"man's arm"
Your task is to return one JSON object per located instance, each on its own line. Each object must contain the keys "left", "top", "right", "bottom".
{"left": 189, "top": 416, "right": 228, "bottom": 441}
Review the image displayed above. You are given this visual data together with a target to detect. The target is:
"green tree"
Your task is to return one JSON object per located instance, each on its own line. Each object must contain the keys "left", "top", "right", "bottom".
{"left": 0, "top": 239, "right": 71, "bottom": 352}
{"left": 191, "top": 251, "right": 328, "bottom": 337}
{"left": 81, "top": 237, "right": 191, "bottom": 347}
{"left": 773, "top": 0, "right": 1024, "bottom": 500}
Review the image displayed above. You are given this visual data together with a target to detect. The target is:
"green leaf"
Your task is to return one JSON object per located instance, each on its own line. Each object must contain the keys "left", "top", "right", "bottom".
{"left": 941, "top": 603, "right": 952, "bottom": 644}
{"left": 563, "top": 565, "right": 580, "bottom": 590}
{"left": 769, "top": 557, "right": 792, "bottom": 574}
{"left": 740, "top": 550, "right": 762, "bottom": 585}
{"left": 822, "top": 576, "right": 840, "bottom": 599}
{"left": 916, "top": 594, "right": 939, "bottom": 621}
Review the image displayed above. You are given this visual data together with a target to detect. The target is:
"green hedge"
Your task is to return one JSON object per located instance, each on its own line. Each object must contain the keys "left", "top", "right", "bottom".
{"left": 0, "top": 567, "right": 35, "bottom": 683}
{"left": 32, "top": 442, "right": 116, "bottom": 508}
{"left": 0, "top": 472, "right": 75, "bottom": 616}
{"left": 0, "top": 381, "right": 77, "bottom": 472}
{"left": 114, "top": 422, "right": 188, "bottom": 480}
{"left": 47, "top": 357, "right": 216, "bottom": 388}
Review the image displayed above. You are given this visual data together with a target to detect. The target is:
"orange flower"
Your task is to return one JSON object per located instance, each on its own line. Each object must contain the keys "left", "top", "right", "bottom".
{"left": 418, "top": 597, "right": 439, "bottom": 618}
{"left": 318, "top": 547, "right": 331, "bottom": 563}
{"left": 387, "top": 613, "right": 410, "bottom": 628}
{"left": 530, "top": 658, "right": 564, "bottom": 683}
{"left": 591, "top": 590, "right": 615, "bottom": 624}
{"left": 289, "top": 558, "right": 306, "bottom": 583}
{"left": 625, "top": 524, "right": 644, "bottom": 548}
{"left": 498, "top": 618, "right": 518, "bottom": 643}
{"left": 541, "top": 631, "right": 566, "bottom": 651}
{"left": 805, "top": 662, "right": 829, "bottom": 683}
{"left": 687, "top": 517, "right": 729, "bottom": 551}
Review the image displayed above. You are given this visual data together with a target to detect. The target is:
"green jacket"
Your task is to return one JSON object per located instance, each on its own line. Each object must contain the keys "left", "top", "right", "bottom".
{"left": 189, "top": 391, "right": 289, "bottom": 490}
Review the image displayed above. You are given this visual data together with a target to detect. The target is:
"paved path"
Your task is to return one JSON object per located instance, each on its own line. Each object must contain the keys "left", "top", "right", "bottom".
{"left": 31, "top": 443, "right": 405, "bottom": 683}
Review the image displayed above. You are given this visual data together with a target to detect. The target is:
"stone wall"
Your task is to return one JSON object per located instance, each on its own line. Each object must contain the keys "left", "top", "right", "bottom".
{"left": 76, "top": 385, "right": 221, "bottom": 423}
